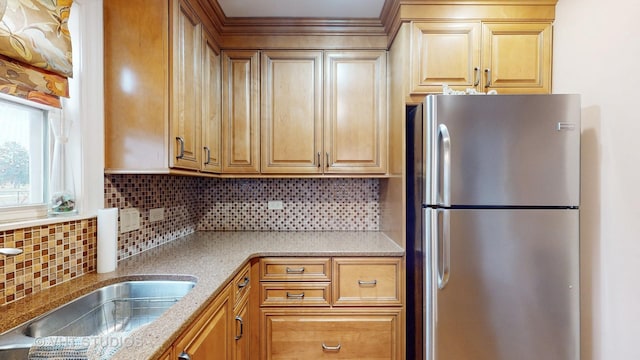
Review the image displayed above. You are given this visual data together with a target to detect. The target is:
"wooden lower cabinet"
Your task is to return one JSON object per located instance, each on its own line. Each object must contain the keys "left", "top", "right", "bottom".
{"left": 174, "top": 285, "right": 233, "bottom": 360}
{"left": 262, "top": 309, "right": 402, "bottom": 359}
{"left": 259, "top": 257, "right": 404, "bottom": 360}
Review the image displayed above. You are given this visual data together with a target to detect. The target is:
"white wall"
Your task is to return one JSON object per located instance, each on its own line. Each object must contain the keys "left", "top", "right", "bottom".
{"left": 553, "top": 1, "right": 640, "bottom": 359}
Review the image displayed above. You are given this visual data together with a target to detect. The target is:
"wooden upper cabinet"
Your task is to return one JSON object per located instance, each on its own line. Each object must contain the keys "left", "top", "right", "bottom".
{"left": 411, "top": 22, "right": 481, "bottom": 94}
{"left": 324, "top": 51, "right": 388, "bottom": 174}
{"left": 202, "top": 32, "right": 222, "bottom": 173}
{"left": 105, "top": 0, "right": 220, "bottom": 174}
{"left": 481, "top": 22, "right": 552, "bottom": 94}
{"left": 261, "top": 51, "right": 323, "bottom": 174}
{"left": 222, "top": 50, "right": 261, "bottom": 174}
{"left": 411, "top": 21, "right": 552, "bottom": 94}
{"left": 104, "top": 0, "right": 169, "bottom": 172}
{"left": 170, "top": 0, "right": 202, "bottom": 170}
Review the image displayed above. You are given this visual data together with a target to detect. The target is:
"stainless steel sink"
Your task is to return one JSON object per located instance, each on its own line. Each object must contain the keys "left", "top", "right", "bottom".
{"left": 0, "top": 278, "right": 196, "bottom": 358}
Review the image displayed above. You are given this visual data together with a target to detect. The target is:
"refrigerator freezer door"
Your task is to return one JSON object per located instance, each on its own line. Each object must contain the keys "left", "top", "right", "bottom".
{"left": 425, "top": 94, "right": 581, "bottom": 207}
{"left": 431, "top": 208, "right": 580, "bottom": 360}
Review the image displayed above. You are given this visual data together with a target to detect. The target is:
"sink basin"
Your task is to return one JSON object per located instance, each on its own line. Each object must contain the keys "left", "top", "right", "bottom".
{"left": 0, "top": 278, "right": 196, "bottom": 358}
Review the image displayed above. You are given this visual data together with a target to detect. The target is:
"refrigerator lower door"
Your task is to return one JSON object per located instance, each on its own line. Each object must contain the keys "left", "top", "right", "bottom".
{"left": 429, "top": 208, "right": 579, "bottom": 360}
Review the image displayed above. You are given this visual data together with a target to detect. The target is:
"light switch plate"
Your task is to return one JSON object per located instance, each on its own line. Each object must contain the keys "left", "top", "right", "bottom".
{"left": 120, "top": 208, "right": 140, "bottom": 233}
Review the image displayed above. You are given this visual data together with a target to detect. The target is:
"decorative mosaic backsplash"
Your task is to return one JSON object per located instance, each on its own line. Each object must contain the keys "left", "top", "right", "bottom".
{"left": 0, "top": 218, "right": 97, "bottom": 306}
{"left": 198, "top": 178, "right": 380, "bottom": 231}
{"left": 0, "top": 175, "right": 380, "bottom": 306}
{"left": 104, "top": 175, "right": 200, "bottom": 261}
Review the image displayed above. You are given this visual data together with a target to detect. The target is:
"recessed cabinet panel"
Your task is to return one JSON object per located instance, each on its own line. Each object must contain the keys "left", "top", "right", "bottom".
{"left": 482, "top": 22, "right": 552, "bottom": 93}
{"left": 324, "top": 51, "right": 387, "bottom": 174}
{"left": 261, "top": 51, "right": 323, "bottom": 173}
{"left": 411, "top": 22, "right": 481, "bottom": 93}
{"left": 201, "top": 34, "right": 222, "bottom": 173}
{"left": 170, "top": 0, "right": 202, "bottom": 170}
{"left": 222, "top": 50, "right": 260, "bottom": 173}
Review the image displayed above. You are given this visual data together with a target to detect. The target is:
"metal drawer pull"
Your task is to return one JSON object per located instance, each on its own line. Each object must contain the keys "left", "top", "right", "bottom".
{"left": 235, "top": 316, "right": 244, "bottom": 340}
{"left": 358, "top": 280, "right": 378, "bottom": 286}
{"left": 322, "top": 343, "right": 341, "bottom": 352}
{"left": 286, "top": 292, "right": 305, "bottom": 299}
{"left": 237, "top": 277, "right": 249, "bottom": 289}
{"left": 178, "top": 351, "right": 191, "bottom": 360}
{"left": 285, "top": 267, "right": 305, "bottom": 274}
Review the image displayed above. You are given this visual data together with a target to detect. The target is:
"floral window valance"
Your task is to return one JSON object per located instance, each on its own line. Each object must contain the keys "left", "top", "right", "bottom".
{"left": 0, "top": 0, "right": 73, "bottom": 108}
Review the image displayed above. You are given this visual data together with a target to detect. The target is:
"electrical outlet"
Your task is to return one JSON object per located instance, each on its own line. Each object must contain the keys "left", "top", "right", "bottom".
{"left": 149, "top": 208, "right": 165, "bottom": 222}
{"left": 267, "top": 200, "right": 284, "bottom": 210}
{"left": 120, "top": 208, "right": 140, "bottom": 233}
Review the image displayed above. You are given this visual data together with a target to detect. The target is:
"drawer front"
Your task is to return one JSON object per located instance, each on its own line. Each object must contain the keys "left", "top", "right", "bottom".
{"left": 333, "top": 257, "right": 403, "bottom": 306}
{"left": 232, "top": 263, "right": 251, "bottom": 306}
{"left": 261, "top": 282, "right": 331, "bottom": 307}
{"left": 264, "top": 312, "right": 399, "bottom": 360}
{"left": 260, "top": 258, "right": 331, "bottom": 282}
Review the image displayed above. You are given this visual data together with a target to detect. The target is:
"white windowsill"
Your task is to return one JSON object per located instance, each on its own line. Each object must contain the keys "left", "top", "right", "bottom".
{"left": 0, "top": 212, "right": 97, "bottom": 232}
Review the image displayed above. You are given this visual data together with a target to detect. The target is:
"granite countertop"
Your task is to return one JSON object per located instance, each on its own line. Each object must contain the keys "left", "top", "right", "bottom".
{"left": 0, "top": 231, "right": 404, "bottom": 359}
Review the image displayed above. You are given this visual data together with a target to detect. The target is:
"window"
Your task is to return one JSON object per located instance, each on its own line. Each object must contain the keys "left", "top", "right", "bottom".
{"left": 0, "top": 96, "right": 50, "bottom": 221}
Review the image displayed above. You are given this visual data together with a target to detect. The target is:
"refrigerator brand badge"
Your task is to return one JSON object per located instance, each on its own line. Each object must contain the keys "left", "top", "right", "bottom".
{"left": 557, "top": 122, "right": 577, "bottom": 131}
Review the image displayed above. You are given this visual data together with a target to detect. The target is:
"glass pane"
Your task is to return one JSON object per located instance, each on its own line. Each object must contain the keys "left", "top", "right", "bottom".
{"left": 0, "top": 98, "right": 48, "bottom": 208}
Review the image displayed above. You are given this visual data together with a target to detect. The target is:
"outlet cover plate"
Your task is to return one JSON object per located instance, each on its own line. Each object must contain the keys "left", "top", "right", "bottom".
{"left": 149, "top": 208, "right": 165, "bottom": 222}
{"left": 267, "top": 200, "right": 284, "bottom": 210}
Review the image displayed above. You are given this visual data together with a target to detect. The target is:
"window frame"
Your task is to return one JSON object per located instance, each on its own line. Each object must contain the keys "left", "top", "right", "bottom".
{"left": 0, "top": 0, "right": 105, "bottom": 229}
{"left": 0, "top": 94, "right": 53, "bottom": 222}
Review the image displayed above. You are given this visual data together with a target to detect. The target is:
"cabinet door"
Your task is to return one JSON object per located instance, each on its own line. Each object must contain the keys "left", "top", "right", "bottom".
{"left": 481, "top": 22, "right": 552, "bottom": 94}
{"left": 201, "top": 33, "right": 222, "bottom": 173}
{"left": 261, "top": 51, "right": 323, "bottom": 174}
{"left": 324, "top": 51, "right": 387, "bottom": 174}
{"left": 411, "top": 22, "right": 481, "bottom": 93}
{"left": 234, "top": 295, "right": 251, "bottom": 360}
{"left": 175, "top": 286, "right": 233, "bottom": 360}
{"left": 170, "top": 0, "right": 202, "bottom": 170}
{"left": 222, "top": 50, "right": 260, "bottom": 173}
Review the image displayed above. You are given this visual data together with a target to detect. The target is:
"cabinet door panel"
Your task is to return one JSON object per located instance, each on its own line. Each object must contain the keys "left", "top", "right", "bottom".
{"left": 324, "top": 51, "right": 387, "bottom": 174}
{"left": 201, "top": 34, "right": 222, "bottom": 173}
{"left": 234, "top": 296, "right": 251, "bottom": 360}
{"left": 175, "top": 287, "right": 232, "bottom": 360}
{"left": 222, "top": 50, "right": 260, "bottom": 173}
{"left": 170, "top": 0, "right": 201, "bottom": 170}
{"left": 261, "top": 51, "right": 323, "bottom": 173}
{"left": 482, "top": 22, "right": 552, "bottom": 93}
{"left": 411, "top": 22, "right": 481, "bottom": 93}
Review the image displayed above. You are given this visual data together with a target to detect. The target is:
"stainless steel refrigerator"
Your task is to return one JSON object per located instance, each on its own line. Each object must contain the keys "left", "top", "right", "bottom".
{"left": 406, "top": 94, "right": 580, "bottom": 360}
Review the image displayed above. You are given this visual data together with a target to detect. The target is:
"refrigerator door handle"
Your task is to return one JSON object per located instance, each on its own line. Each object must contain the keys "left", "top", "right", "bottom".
{"left": 438, "top": 124, "right": 452, "bottom": 207}
{"left": 437, "top": 209, "right": 451, "bottom": 289}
